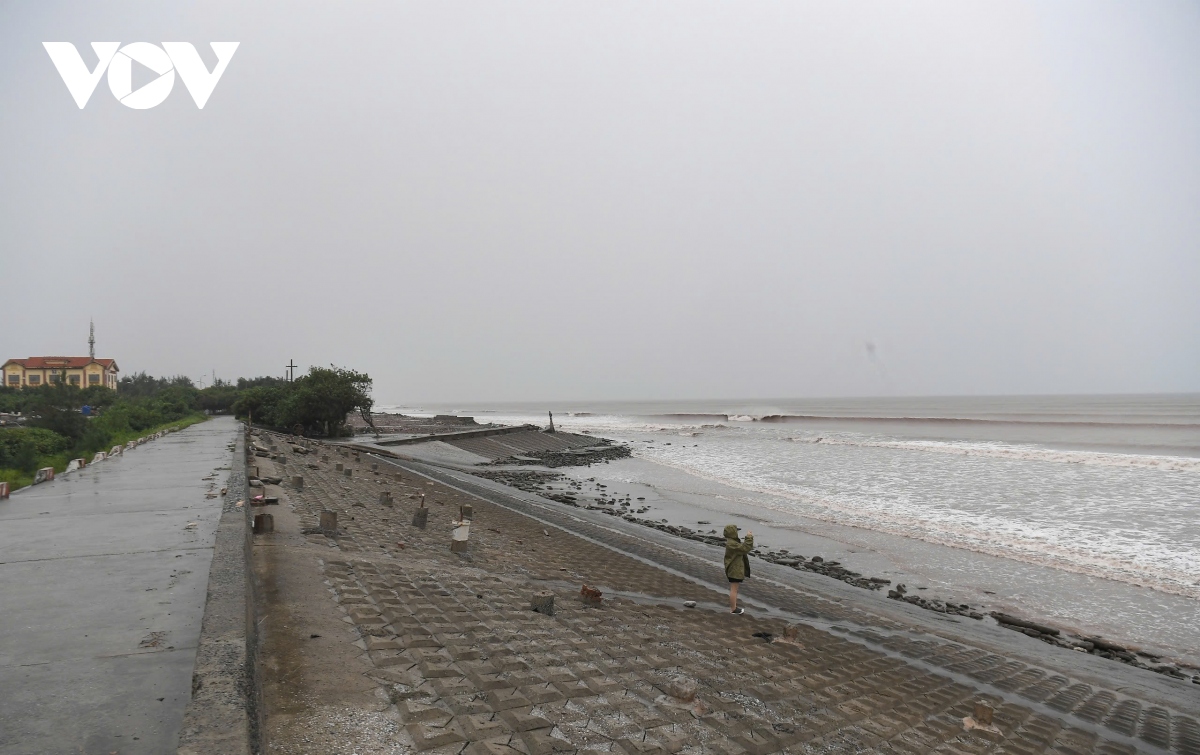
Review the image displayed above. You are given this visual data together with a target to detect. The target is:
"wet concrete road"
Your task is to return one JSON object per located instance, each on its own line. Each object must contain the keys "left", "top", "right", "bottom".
{"left": 0, "top": 417, "right": 239, "bottom": 755}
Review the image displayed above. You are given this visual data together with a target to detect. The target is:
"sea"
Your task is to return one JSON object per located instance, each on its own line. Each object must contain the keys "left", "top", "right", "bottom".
{"left": 381, "top": 395, "right": 1200, "bottom": 666}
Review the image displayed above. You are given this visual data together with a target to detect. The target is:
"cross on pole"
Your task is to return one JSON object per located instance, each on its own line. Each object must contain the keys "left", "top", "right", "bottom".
{"left": 286, "top": 360, "right": 298, "bottom": 382}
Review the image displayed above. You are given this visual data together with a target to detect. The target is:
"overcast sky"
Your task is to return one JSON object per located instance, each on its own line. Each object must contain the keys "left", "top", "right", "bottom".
{"left": 1, "top": 1, "right": 1198, "bottom": 403}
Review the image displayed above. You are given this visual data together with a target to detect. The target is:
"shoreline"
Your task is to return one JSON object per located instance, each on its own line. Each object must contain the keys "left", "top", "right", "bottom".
{"left": 474, "top": 456, "right": 1200, "bottom": 682}
{"left": 247, "top": 428, "right": 1200, "bottom": 755}
{"left": 347, "top": 412, "right": 1200, "bottom": 673}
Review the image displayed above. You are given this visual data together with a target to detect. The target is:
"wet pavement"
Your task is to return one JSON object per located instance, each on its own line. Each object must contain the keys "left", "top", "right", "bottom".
{"left": 0, "top": 417, "right": 238, "bottom": 755}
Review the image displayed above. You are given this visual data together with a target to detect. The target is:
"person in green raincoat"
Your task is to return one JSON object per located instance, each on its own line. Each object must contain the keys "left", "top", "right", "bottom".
{"left": 724, "top": 524, "right": 754, "bottom": 614}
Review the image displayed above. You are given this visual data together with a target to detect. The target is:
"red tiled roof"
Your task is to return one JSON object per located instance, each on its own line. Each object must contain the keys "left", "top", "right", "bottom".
{"left": 5, "top": 357, "right": 117, "bottom": 369}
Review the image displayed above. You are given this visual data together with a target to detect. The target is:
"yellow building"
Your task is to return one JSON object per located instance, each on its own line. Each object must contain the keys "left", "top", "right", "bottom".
{"left": 2, "top": 357, "right": 120, "bottom": 390}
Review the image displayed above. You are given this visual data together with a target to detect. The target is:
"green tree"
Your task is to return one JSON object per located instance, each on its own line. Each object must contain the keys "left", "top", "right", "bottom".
{"left": 196, "top": 385, "right": 239, "bottom": 413}
{"left": 232, "top": 385, "right": 286, "bottom": 426}
{"left": 0, "top": 386, "right": 34, "bottom": 414}
{"left": 0, "top": 427, "right": 71, "bottom": 463}
{"left": 278, "top": 366, "right": 372, "bottom": 435}
{"left": 117, "top": 372, "right": 195, "bottom": 398}
{"left": 27, "top": 384, "right": 88, "bottom": 441}
{"left": 236, "top": 376, "right": 287, "bottom": 390}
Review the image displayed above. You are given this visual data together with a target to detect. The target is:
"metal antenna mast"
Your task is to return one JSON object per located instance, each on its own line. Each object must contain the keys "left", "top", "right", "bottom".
{"left": 88, "top": 319, "right": 95, "bottom": 359}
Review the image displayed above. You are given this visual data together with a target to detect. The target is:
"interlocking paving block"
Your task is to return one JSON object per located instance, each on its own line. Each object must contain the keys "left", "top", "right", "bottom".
{"left": 524, "top": 683, "right": 567, "bottom": 705}
{"left": 398, "top": 700, "right": 455, "bottom": 725}
{"left": 732, "top": 729, "right": 782, "bottom": 755}
{"left": 541, "top": 666, "right": 579, "bottom": 684}
{"left": 490, "top": 688, "right": 534, "bottom": 712}
{"left": 351, "top": 611, "right": 388, "bottom": 626}
{"left": 1104, "top": 699, "right": 1142, "bottom": 737}
{"left": 455, "top": 713, "right": 512, "bottom": 740}
{"left": 430, "top": 676, "right": 477, "bottom": 696}
{"left": 500, "top": 708, "right": 554, "bottom": 732}
{"left": 464, "top": 738, "right": 522, "bottom": 755}
{"left": 1138, "top": 706, "right": 1172, "bottom": 749}
{"left": 1019, "top": 674, "right": 1070, "bottom": 704}
{"left": 452, "top": 647, "right": 484, "bottom": 662}
{"left": 583, "top": 676, "right": 624, "bottom": 696}
{"left": 993, "top": 668, "right": 1045, "bottom": 693}
{"left": 573, "top": 663, "right": 608, "bottom": 680}
{"left": 615, "top": 737, "right": 666, "bottom": 755}
{"left": 445, "top": 695, "right": 494, "bottom": 717}
{"left": 405, "top": 634, "right": 446, "bottom": 649}
{"left": 371, "top": 652, "right": 416, "bottom": 669}
{"left": 471, "top": 672, "right": 514, "bottom": 691}
{"left": 521, "top": 728, "right": 578, "bottom": 755}
{"left": 419, "top": 659, "right": 463, "bottom": 678}
{"left": 553, "top": 680, "right": 593, "bottom": 699}
{"left": 407, "top": 722, "right": 467, "bottom": 751}
{"left": 366, "top": 636, "right": 404, "bottom": 651}
{"left": 1176, "top": 715, "right": 1200, "bottom": 755}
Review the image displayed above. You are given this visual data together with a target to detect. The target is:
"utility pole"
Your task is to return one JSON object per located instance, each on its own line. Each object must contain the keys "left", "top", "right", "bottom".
{"left": 286, "top": 359, "right": 298, "bottom": 382}
{"left": 88, "top": 319, "right": 95, "bottom": 359}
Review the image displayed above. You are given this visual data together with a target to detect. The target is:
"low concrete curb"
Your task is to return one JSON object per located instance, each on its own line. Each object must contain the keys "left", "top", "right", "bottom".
{"left": 177, "top": 424, "right": 262, "bottom": 755}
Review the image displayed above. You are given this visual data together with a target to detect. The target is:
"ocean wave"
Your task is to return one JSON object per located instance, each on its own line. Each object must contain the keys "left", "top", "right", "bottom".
{"left": 786, "top": 435, "right": 1200, "bottom": 472}
{"left": 633, "top": 451, "right": 1200, "bottom": 601}
{"left": 643, "top": 413, "right": 731, "bottom": 422}
{"left": 755, "top": 414, "right": 1200, "bottom": 429}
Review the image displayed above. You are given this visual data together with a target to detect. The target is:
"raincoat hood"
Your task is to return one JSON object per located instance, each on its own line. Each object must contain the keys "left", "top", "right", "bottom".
{"left": 723, "top": 524, "right": 740, "bottom": 540}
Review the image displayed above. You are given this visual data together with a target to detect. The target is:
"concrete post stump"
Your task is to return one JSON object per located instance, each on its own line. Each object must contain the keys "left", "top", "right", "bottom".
{"left": 336, "top": 462, "right": 344, "bottom": 472}
{"left": 253, "top": 513, "right": 274, "bottom": 533}
{"left": 378, "top": 491, "right": 393, "bottom": 506}
{"left": 319, "top": 510, "right": 337, "bottom": 533}
{"left": 973, "top": 702, "right": 994, "bottom": 726}
{"left": 343, "top": 467, "right": 352, "bottom": 478}
{"left": 531, "top": 592, "right": 555, "bottom": 616}
{"left": 450, "top": 519, "right": 470, "bottom": 553}
{"left": 292, "top": 475, "right": 304, "bottom": 490}
{"left": 412, "top": 507, "right": 428, "bottom": 529}
{"left": 460, "top": 504, "right": 473, "bottom": 521}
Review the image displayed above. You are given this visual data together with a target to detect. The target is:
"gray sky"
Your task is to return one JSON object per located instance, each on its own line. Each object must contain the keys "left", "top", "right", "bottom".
{"left": 2, "top": 1, "right": 1198, "bottom": 403}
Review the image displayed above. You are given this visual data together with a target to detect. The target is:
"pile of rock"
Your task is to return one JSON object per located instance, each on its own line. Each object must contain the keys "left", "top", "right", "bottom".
{"left": 887, "top": 584, "right": 985, "bottom": 619}
{"left": 990, "top": 612, "right": 1199, "bottom": 682}
{"left": 495, "top": 443, "right": 632, "bottom": 468}
{"left": 475, "top": 469, "right": 563, "bottom": 494}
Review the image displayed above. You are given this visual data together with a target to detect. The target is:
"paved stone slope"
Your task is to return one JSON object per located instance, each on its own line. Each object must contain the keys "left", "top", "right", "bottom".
{"left": 255, "top": 434, "right": 1199, "bottom": 755}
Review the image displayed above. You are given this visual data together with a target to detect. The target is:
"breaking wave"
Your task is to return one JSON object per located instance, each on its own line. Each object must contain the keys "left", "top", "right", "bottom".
{"left": 785, "top": 435, "right": 1200, "bottom": 472}
{"left": 633, "top": 450, "right": 1200, "bottom": 601}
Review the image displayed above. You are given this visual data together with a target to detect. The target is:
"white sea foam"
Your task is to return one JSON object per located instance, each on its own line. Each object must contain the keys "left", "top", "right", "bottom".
{"left": 409, "top": 398, "right": 1200, "bottom": 660}
{"left": 784, "top": 435, "right": 1200, "bottom": 472}
{"left": 634, "top": 447, "right": 1200, "bottom": 600}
